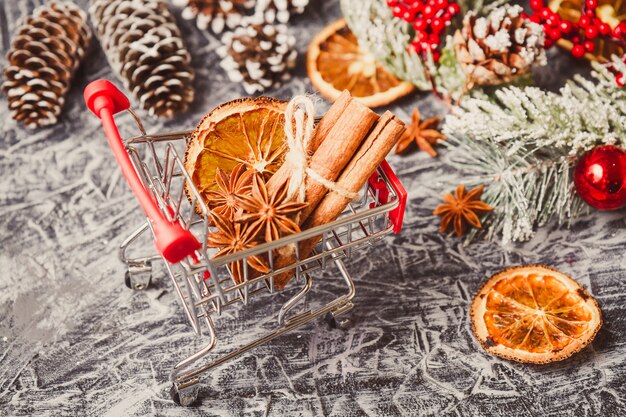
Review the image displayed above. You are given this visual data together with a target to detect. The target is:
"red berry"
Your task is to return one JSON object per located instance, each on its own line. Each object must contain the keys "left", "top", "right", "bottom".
{"left": 530, "top": 0, "right": 544, "bottom": 12}
{"left": 572, "top": 35, "right": 581, "bottom": 43}
{"left": 614, "top": 23, "right": 626, "bottom": 38}
{"left": 559, "top": 20, "right": 573, "bottom": 33}
{"left": 585, "top": 9, "right": 595, "bottom": 16}
{"left": 585, "top": 25, "right": 599, "bottom": 39}
{"left": 571, "top": 44, "right": 586, "bottom": 58}
{"left": 598, "top": 22, "right": 611, "bottom": 36}
{"left": 413, "top": 18, "right": 428, "bottom": 31}
{"left": 432, "top": 51, "right": 441, "bottom": 62}
{"left": 529, "top": 14, "right": 542, "bottom": 23}
{"left": 408, "top": 4, "right": 422, "bottom": 14}
{"left": 546, "top": 15, "right": 560, "bottom": 26}
{"left": 423, "top": 5, "right": 436, "bottom": 18}
{"left": 429, "top": 33, "right": 441, "bottom": 45}
{"left": 387, "top": 0, "right": 399, "bottom": 6}
{"left": 586, "top": 0, "right": 598, "bottom": 8}
{"left": 583, "top": 40, "right": 595, "bottom": 52}
{"left": 579, "top": 15, "right": 591, "bottom": 27}
{"left": 392, "top": 6, "right": 404, "bottom": 17}
{"left": 539, "top": 7, "right": 552, "bottom": 19}
{"left": 548, "top": 28, "right": 562, "bottom": 40}
{"left": 436, "top": 0, "right": 448, "bottom": 10}
{"left": 428, "top": 0, "right": 437, "bottom": 7}
{"left": 442, "top": 12, "right": 452, "bottom": 21}
{"left": 431, "top": 17, "right": 445, "bottom": 32}
{"left": 617, "top": 73, "right": 624, "bottom": 87}
{"left": 447, "top": 3, "right": 460, "bottom": 15}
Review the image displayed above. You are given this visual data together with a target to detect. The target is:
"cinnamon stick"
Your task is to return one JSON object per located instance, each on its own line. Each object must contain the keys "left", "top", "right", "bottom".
{"left": 308, "top": 91, "right": 352, "bottom": 152}
{"left": 267, "top": 91, "right": 353, "bottom": 196}
{"left": 302, "top": 112, "right": 405, "bottom": 231}
{"left": 273, "top": 112, "right": 406, "bottom": 289}
{"left": 297, "top": 99, "right": 379, "bottom": 223}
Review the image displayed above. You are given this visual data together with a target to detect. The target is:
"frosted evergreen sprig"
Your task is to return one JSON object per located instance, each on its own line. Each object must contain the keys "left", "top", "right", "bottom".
{"left": 443, "top": 61, "right": 626, "bottom": 244}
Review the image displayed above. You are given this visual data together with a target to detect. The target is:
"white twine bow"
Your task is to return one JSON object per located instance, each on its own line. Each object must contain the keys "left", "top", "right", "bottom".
{"left": 283, "top": 96, "right": 359, "bottom": 204}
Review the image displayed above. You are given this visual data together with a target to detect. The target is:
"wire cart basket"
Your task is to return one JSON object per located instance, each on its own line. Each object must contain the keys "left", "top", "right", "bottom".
{"left": 85, "top": 80, "right": 408, "bottom": 406}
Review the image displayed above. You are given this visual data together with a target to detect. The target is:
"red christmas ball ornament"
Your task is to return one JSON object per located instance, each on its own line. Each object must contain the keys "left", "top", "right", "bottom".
{"left": 574, "top": 145, "right": 626, "bottom": 210}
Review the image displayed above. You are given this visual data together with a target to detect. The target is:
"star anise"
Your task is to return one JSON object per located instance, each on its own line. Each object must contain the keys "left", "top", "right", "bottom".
{"left": 237, "top": 175, "right": 307, "bottom": 242}
{"left": 204, "top": 163, "right": 254, "bottom": 221}
{"left": 395, "top": 108, "right": 446, "bottom": 157}
{"left": 433, "top": 184, "right": 493, "bottom": 237}
{"left": 208, "top": 211, "right": 269, "bottom": 283}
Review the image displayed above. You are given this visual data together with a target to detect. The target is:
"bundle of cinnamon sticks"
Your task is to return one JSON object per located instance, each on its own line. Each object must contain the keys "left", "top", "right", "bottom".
{"left": 269, "top": 91, "right": 406, "bottom": 289}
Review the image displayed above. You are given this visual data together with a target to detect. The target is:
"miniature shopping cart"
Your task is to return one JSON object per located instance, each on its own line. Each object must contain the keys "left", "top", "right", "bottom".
{"left": 85, "top": 80, "right": 407, "bottom": 406}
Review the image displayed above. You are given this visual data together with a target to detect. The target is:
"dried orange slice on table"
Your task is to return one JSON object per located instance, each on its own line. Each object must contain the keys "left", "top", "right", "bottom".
{"left": 471, "top": 265, "right": 602, "bottom": 364}
{"left": 307, "top": 18, "right": 414, "bottom": 108}
{"left": 184, "top": 97, "right": 287, "bottom": 207}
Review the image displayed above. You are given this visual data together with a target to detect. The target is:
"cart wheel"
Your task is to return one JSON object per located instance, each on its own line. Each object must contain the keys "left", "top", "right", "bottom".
{"left": 325, "top": 312, "right": 351, "bottom": 330}
{"left": 124, "top": 261, "right": 152, "bottom": 290}
{"left": 170, "top": 383, "right": 199, "bottom": 407}
{"left": 170, "top": 384, "right": 181, "bottom": 405}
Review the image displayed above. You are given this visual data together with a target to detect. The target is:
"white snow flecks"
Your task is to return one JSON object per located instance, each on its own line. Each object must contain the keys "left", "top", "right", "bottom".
{"left": 1, "top": 0, "right": 626, "bottom": 416}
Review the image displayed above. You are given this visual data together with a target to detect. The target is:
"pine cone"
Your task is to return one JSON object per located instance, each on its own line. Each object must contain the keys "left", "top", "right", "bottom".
{"left": 255, "top": 0, "right": 309, "bottom": 24}
{"left": 172, "top": 0, "right": 252, "bottom": 33}
{"left": 218, "top": 18, "right": 297, "bottom": 94}
{"left": 90, "top": 0, "right": 195, "bottom": 118}
{"left": 2, "top": 1, "right": 91, "bottom": 128}
{"left": 453, "top": 4, "right": 546, "bottom": 86}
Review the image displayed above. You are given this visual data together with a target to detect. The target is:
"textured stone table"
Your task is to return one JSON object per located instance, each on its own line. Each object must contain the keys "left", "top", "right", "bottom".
{"left": 1, "top": 0, "right": 625, "bottom": 416}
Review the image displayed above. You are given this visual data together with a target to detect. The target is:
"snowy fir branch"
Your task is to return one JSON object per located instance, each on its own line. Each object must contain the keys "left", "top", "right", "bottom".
{"left": 443, "top": 59, "right": 626, "bottom": 244}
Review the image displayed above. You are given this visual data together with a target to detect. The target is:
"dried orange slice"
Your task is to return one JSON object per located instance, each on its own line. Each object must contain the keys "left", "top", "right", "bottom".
{"left": 184, "top": 97, "right": 287, "bottom": 204}
{"left": 307, "top": 19, "right": 414, "bottom": 108}
{"left": 471, "top": 265, "right": 602, "bottom": 364}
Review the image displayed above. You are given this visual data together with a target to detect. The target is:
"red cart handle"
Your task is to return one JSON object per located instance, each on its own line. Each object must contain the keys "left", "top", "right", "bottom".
{"left": 84, "top": 80, "right": 200, "bottom": 263}
{"left": 368, "top": 159, "right": 407, "bottom": 234}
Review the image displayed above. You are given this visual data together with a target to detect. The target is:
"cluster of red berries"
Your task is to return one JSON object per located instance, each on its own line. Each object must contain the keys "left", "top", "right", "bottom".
{"left": 527, "top": 0, "right": 626, "bottom": 59}
{"left": 387, "top": 0, "right": 461, "bottom": 62}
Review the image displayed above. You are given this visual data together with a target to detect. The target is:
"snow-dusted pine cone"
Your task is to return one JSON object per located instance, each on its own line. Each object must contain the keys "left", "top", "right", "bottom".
{"left": 453, "top": 4, "right": 546, "bottom": 86}
{"left": 218, "top": 18, "right": 297, "bottom": 94}
{"left": 90, "top": 0, "right": 195, "bottom": 118}
{"left": 255, "top": 0, "right": 309, "bottom": 24}
{"left": 172, "top": 0, "right": 252, "bottom": 33}
{"left": 2, "top": 1, "right": 91, "bottom": 128}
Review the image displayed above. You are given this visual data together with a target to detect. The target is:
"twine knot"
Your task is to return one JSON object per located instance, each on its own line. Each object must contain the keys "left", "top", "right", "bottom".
{"left": 283, "top": 96, "right": 359, "bottom": 204}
